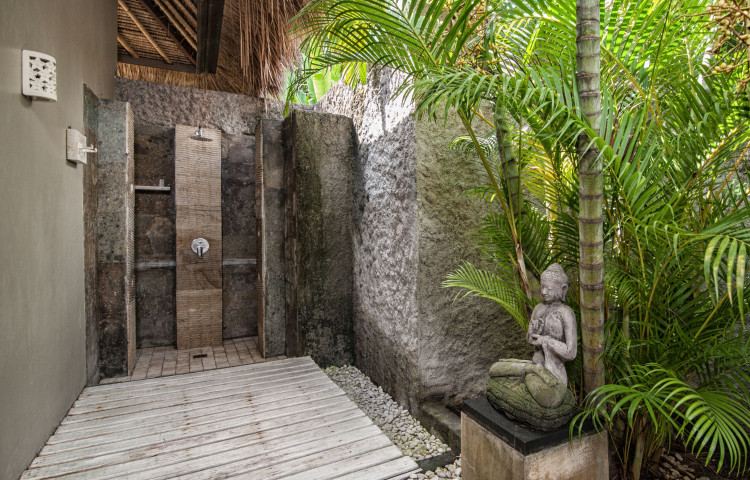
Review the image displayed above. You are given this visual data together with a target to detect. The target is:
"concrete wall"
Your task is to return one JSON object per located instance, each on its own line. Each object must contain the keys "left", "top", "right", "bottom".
{"left": 0, "top": 2, "right": 116, "bottom": 478}
{"left": 317, "top": 68, "right": 529, "bottom": 413}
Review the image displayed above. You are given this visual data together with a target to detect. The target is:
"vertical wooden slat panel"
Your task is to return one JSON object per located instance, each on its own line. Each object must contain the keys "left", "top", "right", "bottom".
{"left": 175, "top": 125, "right": 223, "bottom": 349}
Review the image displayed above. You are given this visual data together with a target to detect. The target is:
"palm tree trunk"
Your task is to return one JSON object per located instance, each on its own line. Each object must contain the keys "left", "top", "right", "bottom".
{"left": 495, "top": 108, "right": 522, "bottom": 219}
{"left": 495, "top": 108, "right": 541, "bottom": 302}
{"left": 576, "top": 0, "right": 605, "bottom": 394}
{"left": 460, "top": 112, "right": 532, "bottom": 299}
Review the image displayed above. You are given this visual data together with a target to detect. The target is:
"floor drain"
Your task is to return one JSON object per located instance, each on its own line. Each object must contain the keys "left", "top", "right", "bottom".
{"left": 192, "top": 353, "right": 208, "bottom": 359}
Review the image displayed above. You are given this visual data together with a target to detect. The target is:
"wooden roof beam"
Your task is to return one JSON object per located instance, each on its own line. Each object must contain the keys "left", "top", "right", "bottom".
{"left": 137, "top": 0, "right": 198, "bottom": 66}
{"left": 153, "top": 0, "right": 197, "bottom": 46}
{"left": 118, "top": 0, "right": 173, "bottom": 64}
{"left": 196, "top": 0, "right": 225, "bottom": 74}
{"left": 118, "top": 54, "right": 196, "bottom": 73}
{"left": 118, "top": 34, "right": 140, "bottom": 58}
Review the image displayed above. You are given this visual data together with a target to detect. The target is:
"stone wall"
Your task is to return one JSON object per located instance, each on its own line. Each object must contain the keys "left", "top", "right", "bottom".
{"left": 317, "top": 70, "right": 422, "bottom": 412}
{"left": 317, "top": 68, "right": 529, "bottom": 412}
{"left": 134, "top": 125, "right": 176, "bottom": 347}
{"left": 283, "top": 110, "right": 356, "bottom": 367}
{"left": 255, "top": 119, "right": 287, "bottom": 357}
{"left": 116, "top": 79, "right": 278, "bottom": 348}
{"left": 131, "top": 124, "right": 260, "bottom": 347}
{"left": 97, "top": 101, "right": 136, "bottom": 378}
{"left": 83, "top": 86, "right": 102, "bottom": 386}
{"left": 222, "top": 133, "right": 258, "bottom": 339}
{"left": 115, "top": 77, "right": 283, "bottom": 134}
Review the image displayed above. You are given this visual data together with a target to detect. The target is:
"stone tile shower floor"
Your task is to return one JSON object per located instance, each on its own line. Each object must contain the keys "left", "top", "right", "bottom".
{"left": 100, "top": 336, "right": 287, "bottom": 384}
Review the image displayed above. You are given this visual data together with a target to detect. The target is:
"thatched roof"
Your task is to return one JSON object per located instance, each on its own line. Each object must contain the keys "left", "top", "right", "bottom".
{"left": 116, "top": 0, "right": 304, "bottom": 96}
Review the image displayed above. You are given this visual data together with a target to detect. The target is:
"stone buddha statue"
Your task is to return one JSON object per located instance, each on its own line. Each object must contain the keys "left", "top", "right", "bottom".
{"left": 486, "top": 263, "right": 578, "bottom": 430}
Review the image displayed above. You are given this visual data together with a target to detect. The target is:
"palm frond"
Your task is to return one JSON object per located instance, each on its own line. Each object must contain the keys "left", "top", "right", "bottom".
{"left": 443, "top": 261, "right": 529, "bottom": 331}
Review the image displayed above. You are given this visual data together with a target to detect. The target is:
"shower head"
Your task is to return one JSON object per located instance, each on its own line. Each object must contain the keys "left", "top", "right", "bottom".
{"left": 189, "top": 126, "right": 213, "bottom": 142}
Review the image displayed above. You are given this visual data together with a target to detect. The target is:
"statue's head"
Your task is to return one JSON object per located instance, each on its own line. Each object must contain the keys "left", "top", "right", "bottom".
{"left": 540, "top": 263, "right": 568, "bottom": 303}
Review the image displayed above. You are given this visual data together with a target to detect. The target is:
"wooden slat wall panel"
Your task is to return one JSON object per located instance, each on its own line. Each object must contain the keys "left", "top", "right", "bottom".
{"left": 175, "top": 125, "right": 223, "bottom": 349}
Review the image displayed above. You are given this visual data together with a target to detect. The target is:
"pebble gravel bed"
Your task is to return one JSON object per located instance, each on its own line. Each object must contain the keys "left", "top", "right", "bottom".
{"left": 324, "top": 365, "right": 463, "bottom": 479}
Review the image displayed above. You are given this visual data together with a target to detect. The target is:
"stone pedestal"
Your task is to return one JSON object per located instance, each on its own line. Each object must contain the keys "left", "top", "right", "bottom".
{"left": 461, "top": 397, "right": 608, "bottom": 480}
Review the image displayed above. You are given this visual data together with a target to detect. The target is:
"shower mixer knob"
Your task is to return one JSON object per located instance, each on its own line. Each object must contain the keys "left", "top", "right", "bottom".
{"left": 191, "top": 238, "right": 210, "bottom": 259}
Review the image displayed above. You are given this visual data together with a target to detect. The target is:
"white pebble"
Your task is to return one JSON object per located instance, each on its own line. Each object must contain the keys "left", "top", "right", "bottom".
{"left": 325, "top": 365, "right": 460, "bottom": 477}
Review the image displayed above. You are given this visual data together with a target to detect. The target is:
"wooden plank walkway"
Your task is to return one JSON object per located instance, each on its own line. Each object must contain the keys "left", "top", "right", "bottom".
{"left": 21, "top": 357, "right": 420, "bottom": 480}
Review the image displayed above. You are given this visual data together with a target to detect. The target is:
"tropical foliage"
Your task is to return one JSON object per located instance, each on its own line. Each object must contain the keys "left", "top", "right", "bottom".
{"left": 288, "top": 0, "right": 750, "bottom": 478}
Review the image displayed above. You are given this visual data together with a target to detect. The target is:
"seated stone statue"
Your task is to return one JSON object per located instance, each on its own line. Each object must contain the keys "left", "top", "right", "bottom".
{"left": 486, "top": 263, "right": 578, "bottom": 430}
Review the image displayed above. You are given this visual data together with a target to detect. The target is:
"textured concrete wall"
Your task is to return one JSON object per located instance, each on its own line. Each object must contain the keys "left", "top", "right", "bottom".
{"left": 414, "top": 116, "right": 530, "bottom": 405}
{"left": 115, "top": 77, "right": 283, "bottom": 133}
{"left": 317, "top": 68, "right": 528, "bottom": 412}
{"left": 283, "top": 110, "right": 355, "bottom": 367}
{"left": 0, "top": 2, "right": 116, "bottom": 478}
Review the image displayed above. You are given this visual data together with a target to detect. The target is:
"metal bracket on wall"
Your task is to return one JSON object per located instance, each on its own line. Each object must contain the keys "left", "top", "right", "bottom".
{"left": 134, "top": 178, "right": 171, "bottom": 192}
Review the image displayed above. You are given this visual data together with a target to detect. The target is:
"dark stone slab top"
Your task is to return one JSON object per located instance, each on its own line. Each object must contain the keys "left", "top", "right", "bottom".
{"left": 462, "top": 396, "right": 598, "bottom": 455}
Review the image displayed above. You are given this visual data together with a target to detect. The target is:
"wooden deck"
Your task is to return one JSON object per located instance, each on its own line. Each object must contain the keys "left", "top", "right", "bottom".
{"left": 21, "top": 357, "right": 420, "bottom": 480}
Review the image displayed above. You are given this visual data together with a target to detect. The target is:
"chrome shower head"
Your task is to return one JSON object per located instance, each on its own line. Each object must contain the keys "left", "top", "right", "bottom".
{"left": 189, "top": 126, "right": 213, "bottom": 142}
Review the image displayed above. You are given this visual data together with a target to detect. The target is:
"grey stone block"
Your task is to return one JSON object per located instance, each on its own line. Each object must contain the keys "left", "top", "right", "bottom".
{"left": 420, "top": 401, "right": 463, "bottom": 453}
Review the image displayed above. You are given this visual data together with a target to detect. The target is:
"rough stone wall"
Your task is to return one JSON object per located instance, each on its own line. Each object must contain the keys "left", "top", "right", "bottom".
{"left": 256, "top": 119, "right": 287, "bottom": 356}
{"left": 222, "top": 133, "right": 258, "bottom": 339}
{"left": 317, "top": 69, "right": 422, "bottom": 411}
{"left": 115, "top": 77, "right": 283, "bottom": 133}
{"left": 97, "top": 101, "right": 136, "bottom": 378}
{"left": 317, "top": 68, "right": 528, "bottom": 412}
{"left": 414, "top": 118, "right": 531, "bottom": 406}
{"left": 133, "top": 125, "right": 176, "bottom": 348}
{"left": 283, "top": 110, "right": 355, "bottom": 367}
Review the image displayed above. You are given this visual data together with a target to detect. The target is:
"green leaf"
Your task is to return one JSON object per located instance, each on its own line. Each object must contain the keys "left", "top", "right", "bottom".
{"left": 738, "top": 243, "right": 746, "bottom": 320}
{"left": 713, "top": 237, "right": 730, "bottom": 301}
{"left": 704, "top": 236, "right": 721, "bottom": 297}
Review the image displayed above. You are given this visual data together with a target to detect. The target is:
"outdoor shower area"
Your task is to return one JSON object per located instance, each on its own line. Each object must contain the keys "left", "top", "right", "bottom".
{"left": 134, "top": 123, "right": 253, "bottom": 350}
{"left": 86, "top": 78, "right": 356, "bottom": 383}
